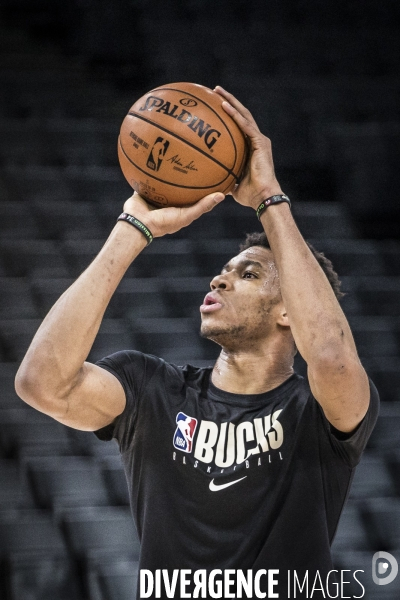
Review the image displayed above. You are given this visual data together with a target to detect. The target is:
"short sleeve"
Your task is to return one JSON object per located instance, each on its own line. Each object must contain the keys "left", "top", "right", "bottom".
{"left": 316, "top": 377, "right": 380, "bottom": 468}
{"left": 93, "top": 350, "right": 160, "bottom": 452}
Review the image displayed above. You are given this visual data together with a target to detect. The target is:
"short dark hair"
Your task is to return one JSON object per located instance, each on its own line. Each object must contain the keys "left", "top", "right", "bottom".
{"left": 239, "top": 232, "right": 344, "bottom": 300}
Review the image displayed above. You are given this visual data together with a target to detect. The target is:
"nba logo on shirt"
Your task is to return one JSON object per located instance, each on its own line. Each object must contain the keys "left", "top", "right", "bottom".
{"left": 173, "top": 412, "right": 198, "bottom": 453}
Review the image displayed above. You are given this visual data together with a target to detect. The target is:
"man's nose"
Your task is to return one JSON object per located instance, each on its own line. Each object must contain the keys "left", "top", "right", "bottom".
{"left": 210, "top": 273, "right": 232, "bottom": 291}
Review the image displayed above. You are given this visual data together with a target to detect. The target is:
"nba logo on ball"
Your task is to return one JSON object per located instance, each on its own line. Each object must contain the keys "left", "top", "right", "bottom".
{"left": 173, "top": 412, "right": 198, "bottom": 453}
{"left": 146, "top": 137, "right": 170, "bottom": 172}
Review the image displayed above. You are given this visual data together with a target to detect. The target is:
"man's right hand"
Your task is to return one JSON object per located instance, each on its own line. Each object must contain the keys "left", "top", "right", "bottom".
{"left": 122, "top": 191, "right": 225, "bottom": 238}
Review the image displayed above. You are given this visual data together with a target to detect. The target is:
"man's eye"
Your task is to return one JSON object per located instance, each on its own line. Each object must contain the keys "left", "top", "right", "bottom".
{"left": 243, "top": 271, "right": 257, "bottom": 279}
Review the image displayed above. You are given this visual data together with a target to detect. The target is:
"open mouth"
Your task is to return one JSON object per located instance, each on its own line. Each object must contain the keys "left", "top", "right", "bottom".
{"left": 200, "top": 293, "right": 223, "bottom": 313}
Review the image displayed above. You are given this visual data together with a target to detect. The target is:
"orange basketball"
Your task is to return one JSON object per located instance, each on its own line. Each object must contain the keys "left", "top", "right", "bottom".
{"left": 118, "top": 82, "right": 248, "bottom": 207}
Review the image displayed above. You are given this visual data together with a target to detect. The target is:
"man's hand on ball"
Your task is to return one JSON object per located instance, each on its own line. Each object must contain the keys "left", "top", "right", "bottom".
{"left": 214, "top": 86, "right": 283, "bottom": 209}
{"left": 122, "top": 192, "right": 225, "bottom": 237}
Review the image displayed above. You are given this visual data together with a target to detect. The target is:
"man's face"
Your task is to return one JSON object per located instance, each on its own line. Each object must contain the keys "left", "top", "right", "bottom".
{"left": 200, "top": 246, "right": 284, "bottom": 348}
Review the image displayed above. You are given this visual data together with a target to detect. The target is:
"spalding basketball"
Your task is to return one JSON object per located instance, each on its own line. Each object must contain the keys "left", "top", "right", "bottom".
{"left": 118, "top": 82, "right": 248, "bottom": 207}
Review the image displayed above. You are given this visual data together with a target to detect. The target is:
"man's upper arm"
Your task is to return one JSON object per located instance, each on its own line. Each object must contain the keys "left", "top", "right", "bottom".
{"left": 54, "top": 361, "right": 126, "bottom": 431}
{"left": 307, "top": 354, "right": 370, "bottom": 433}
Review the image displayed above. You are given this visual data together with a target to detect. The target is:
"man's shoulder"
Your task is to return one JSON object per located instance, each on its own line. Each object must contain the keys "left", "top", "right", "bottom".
{"left": 96, "top": 349, "right": 213, "bottom": 388}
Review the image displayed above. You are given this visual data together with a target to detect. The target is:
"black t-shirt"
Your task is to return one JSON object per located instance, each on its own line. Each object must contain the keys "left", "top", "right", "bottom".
{"left": 95, "top": 350, "right": 379, "bottom": 599}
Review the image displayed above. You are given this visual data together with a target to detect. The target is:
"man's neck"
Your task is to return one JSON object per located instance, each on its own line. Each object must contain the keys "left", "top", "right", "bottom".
{"left": 211, "top": 341, "right": 294, "bottom": 395}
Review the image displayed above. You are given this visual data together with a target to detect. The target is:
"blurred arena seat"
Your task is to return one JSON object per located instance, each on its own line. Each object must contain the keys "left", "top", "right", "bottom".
{"left": 1, "top": 166, "right": 72, "bottom": 203}
{"left": 67, "top": 428, "right": 121, "bottom": 459}
{"left": 382, "top": 241, "right": 400, "bottom": 275}
{"left": 367, "top": 404, "right": 400, "bottom": 451}
{"left": 308, "top": 239, "right": 387, "bottom": 276}
{"left": 7, "top": 551, "right": 83, "bottom": 600}
{"left": 0, "top": 508, "right": 81, "bottom": 599}
{"left": 27, "top": 456, "right": 113, "bottom": 510}
{"left": 354, "top": 277, "right": 400, "bottom": 317}
{"left": 194, "top": 239, "right": 242, "bottom": 277}
{"left": 61, "top": 238, "right": 104, "bottom": 277}
{"left": 128, "top": 239, "right": 199, "bottom": 279}
{"left": 0, "top": 278, "right": 39, "bottom": 319}
{"left": 0, "top": 118, "right": 117, "bottom": 168}
{"left": 162, "top": 276, "right": 211, "bottom": 318}
{"left": 331, "top": 501, "right": 373, "bottom": 552}
{"left": 348, "top": 452, "right": 396, "bottom": 500}
{"left": 65, "top": 168, "right": 129, "bottom": 204}
{"left": 0, "top": 460, "right": 35, "bottom": 509}
{"left": 88, "top": 318, "right": 135, "bottom": 363}
{"left": 107, "top": 277, "right": 169, "bottom": 320}
{"left": 291, "top": 202, "right": 357, "bottom": 239}
{"left": 31, "top": 277, "right": 74, "bottom": 317}
{"left": 364, "top": 497, "right": 400, "bottom": 551}
{"left": 32, "top": 199, "right": 104, "bottom": 240}
{"left": 128, "top": 316, "right": 207, "bottom": 363}
{"left": 362, "top": 357, "right": 400, "bottom": 404}
{"left": 0, "top": 201, "right": 41, "bottom": 239}
{"left": 0, "top": 239, "right": 69, "bottom": 278}
{"left": 0, "top": 319, "right": 43, "bottom": 362}
{"left": 61, "top": 506, "right": 140, "bottom": 562}
{"left": 349, "top": 316, "right": 400, "bottom": 357}
{"left": 0, "top": 408, "right": 74, "bottom": 459}
{"left": 88, "top": 558, "right": 139, "bottom": 600}
{"left": 388, "top": 450, "right": 400, "bottom": 497}
{"left": 100, "top": 455, "right": 130, "bottom": 506}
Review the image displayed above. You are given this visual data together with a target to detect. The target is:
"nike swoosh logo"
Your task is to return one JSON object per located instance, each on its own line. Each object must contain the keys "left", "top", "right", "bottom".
{"left": 209, "top": 476, "right": 247, "bottom": 491}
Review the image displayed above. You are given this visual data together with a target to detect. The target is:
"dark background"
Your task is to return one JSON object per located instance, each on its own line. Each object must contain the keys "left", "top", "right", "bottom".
{"left": 0, "top": 1, "right": 400, "bottom": 599}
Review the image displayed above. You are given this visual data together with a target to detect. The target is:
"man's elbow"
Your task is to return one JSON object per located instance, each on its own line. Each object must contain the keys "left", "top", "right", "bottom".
{"left": 15, "top": 365, "right": 66, "bottom": 418}
{"left": 309, "top": 337, "right": 361, "bottom": 372}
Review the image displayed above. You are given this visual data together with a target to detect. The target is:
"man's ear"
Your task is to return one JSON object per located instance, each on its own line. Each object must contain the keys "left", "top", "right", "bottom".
{"left": 275, "top": 302, "right": 290, "bottom": 327}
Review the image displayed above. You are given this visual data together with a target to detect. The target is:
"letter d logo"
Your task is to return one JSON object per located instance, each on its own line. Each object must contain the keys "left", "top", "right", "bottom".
{"left": 372, "top": 551, "right": 398, "bottom": 585}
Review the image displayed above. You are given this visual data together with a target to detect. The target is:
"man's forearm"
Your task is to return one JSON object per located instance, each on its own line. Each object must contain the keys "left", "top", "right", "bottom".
{"left": 260, "top": 202, "right": 357, "bottom": 365}
{"left": 16, "top": 222, "right": 147, "bottom": 400}
{"left": 214, "top": 87, "right": 368, "bottom": 429}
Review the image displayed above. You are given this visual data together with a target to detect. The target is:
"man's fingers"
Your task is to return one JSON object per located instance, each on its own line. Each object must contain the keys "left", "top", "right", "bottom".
{"left": 221, "top": 100, "right": 261, "bottom": 140}
{"left": 180, "top": 192, "right": 225, "bottom": 225}
{"left": 131, "top": 192, "right": 225, "bottom": 237}
{"left": 214, "top": 86, "right": 259, "bottom": 128}
{"left": 214, "top": 86, "right": 254, "bottom": 120}
{"left": 214, "top": 86, "right": 260, "bottom": 140}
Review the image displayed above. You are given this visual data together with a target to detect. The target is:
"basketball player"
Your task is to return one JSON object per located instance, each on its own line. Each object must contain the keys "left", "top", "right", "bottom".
{"left": 15, "top": 86, "right": 378, "bottom": 598}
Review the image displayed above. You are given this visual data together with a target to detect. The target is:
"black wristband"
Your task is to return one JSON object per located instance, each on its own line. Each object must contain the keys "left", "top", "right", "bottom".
{"left": 256, "top": 194, "right": 291, "bottom": 220}
{"left": 117, "top": 213, "right": 153, "bottom": 245}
